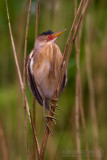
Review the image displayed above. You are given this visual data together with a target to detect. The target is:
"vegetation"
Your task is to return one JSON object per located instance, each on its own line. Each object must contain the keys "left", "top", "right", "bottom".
{"left": 0, "top": 0, "right": 107, "bottom": 159}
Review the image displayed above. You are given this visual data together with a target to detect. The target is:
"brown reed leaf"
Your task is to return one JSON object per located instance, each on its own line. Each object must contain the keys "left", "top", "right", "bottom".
{"left": 23, "top": 0, "right": 32, "bottom": 159}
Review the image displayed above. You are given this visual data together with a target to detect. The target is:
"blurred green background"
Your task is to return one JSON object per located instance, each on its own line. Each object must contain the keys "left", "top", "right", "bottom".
{"left": 0, "top": 0, "right": 107, "bottom": 159}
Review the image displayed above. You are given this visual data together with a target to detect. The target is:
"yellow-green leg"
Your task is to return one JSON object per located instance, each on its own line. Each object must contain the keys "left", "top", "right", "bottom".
{"left": 43, "top": 99, "right": 57, "bottom": 133}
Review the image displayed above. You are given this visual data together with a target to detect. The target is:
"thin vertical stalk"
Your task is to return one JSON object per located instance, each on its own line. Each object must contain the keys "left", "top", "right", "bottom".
{"left": 75, "top": 74, "right": 82, "bottom": 160}
{"left": 63, "top": 0, "right": 85, "bottom": 60}
{"left": 85, "top": 15, "right": 101, "bottom": 160}
{"left": 61, "top": 0, "right": 91, "bottom": 84}
{"left": 0, "top": 116, "right": 9, "bottom": 160}
{"left": 35, "top": 0, "right": 40, "bottom": 40}
{"left": 32, "top": 0, "right": 40, "bottom": 159}
{"left": 75, "top": 0, "right": 82, "bottom": 160}
{"left": 23, "top": 0, "right": 32, "bottom": 159}
{"left": 40, "top": 129, "right": 50, "bottom": 160}
{"left": 55, "top": 0, "right": 91, "bottom": 101}
{"left": 15, "top": 1, "right": 27, "bottom": 157}
{"left": 75, "top": 1, "right": 90, "bottom": 160}
{"left": 5, "top": 1, "right": 40, "bottom": 159}
{"left": 78, "top": 76, "right": 90, "bottom": 160}
{"left": 32, "top": 97, "right": 36, "bottom": 160}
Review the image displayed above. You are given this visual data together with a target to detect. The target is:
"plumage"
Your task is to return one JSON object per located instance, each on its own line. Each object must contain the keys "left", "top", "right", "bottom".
{"left": 26, "top": 29, "right": 67, "bottom": 110}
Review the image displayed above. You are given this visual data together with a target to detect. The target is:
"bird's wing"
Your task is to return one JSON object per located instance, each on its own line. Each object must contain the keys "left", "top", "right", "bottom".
{"left": 61, "top": 71, "right": 67, "bottom": 93}
{"left": 59, "top": 69, "right": 67, "bottom": 95}
{"left": 26, "top": 52, "right": 43, "bottom": 106}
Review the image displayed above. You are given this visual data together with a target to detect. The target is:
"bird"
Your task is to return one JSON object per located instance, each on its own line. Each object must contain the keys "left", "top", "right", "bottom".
{"left": 26, "top": 29, "right": 67, "bottom": 128}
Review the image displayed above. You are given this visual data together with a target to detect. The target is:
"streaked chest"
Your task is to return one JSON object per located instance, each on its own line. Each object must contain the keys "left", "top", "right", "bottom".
{"left": 33, "top": 44, "right": 56, "bottom": 78}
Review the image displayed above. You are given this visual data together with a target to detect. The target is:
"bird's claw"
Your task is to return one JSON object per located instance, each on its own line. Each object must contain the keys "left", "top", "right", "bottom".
{"left": 45, "top": 115, "right": 58, "bottom": 124}
{"left": 55, "top": 107, "right": 62, "bottom": 111}
{"left": 50, "top": 101, "right": 62, "bottom": 111}
{"left": 45, "top": 115, "right": 58, "bottom": 134}
{"left": 45, "top": 115, "right": 57, "bottom": 120}
{"left": 49, "top": 108, "right": 59, "bottom": 116}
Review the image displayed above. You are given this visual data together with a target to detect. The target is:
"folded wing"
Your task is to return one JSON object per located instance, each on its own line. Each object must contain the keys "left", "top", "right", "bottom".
{"left": 26, "top": 53, "right": 43, "bottom": 106}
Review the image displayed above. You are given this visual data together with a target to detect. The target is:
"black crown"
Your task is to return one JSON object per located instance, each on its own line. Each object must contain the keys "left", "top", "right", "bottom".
{"left": 40, "top": 30, "right": 54, "bottom": 36}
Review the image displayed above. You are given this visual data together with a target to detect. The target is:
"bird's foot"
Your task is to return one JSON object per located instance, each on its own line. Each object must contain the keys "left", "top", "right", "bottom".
{"left": 49, "top": 108, "right": 59, "bottom": 116}
{"left": 46, "top": 115, "right": 58, "bottom": 124}
{"left": 50, "top": 101, "right": 62, "bottom": 111}
{"left": 43, "top": 99, "right": 55, "bottom": 134}
{"left": 44, "top": 116, "right": 52, "bottom": 134}
{"left": 44, "top": 115, "right": 58, "bottom": 134}
{"left": 50, "top": 98, "right": 58, "bottom": 103}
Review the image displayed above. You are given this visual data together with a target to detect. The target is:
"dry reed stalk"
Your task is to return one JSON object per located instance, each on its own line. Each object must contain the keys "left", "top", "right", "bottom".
{"left": 5, "top": 0, "right": 40, "bottom": 159}
{"left": 75, "top": 74, "right": 81, "bottom": 160}
{"left": 0, "top": 116, "right": 9, "bottom": 160}
{"left": 40, "top": 128, "right": 50, "bottom": 159}
{"left": 35, "top": 0, "right": 40, "bottom": 40}
{"left": 78, "top": 77, "right": 90, "bottom": 160}
{"left": 23, "top": 0, "right": 32, "bottom": 159}
{"left": 53, "top": 0, "right": 91, "bottom": 104}
{"left": 61, "top": 0, "right": 90, "bottom": 81}
{"left": 32, "top": 97, "right": 36, "bottom": 160}
{"left": 63, "top": 0, "right": 85, "bottom": 60}
{"left": 16, "top": 6, "right": 27, "bottom": 157}
{"left": 32, "top": 1, "right": 40, "bottom": 159}
{"left": 40, "top": 0, "right": 90, "bottom": 159}
{"left": 40, "top": 97, "right": 58, "bottom": 159}
{"left": 75, "top": 0, "right": 82, "bottom": 159}
{"left": 75, "top": 1, "right": 90, "bottom": 160}
{"left": 85, "top": 15, "right": 101, "bottom": 160}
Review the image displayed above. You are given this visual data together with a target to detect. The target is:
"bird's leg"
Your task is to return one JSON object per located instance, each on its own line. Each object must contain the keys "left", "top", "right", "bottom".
{"left": 49, "top": 101, "right": 62, "bottom": 111}
{"left": 43, "top": 99, "right": 57, "bottom": 133}
{"left": 43, "top": 99, "right": 52, "bottom": 133}
{"left": 55, "top": 107, "right": 62, "bottom": 111}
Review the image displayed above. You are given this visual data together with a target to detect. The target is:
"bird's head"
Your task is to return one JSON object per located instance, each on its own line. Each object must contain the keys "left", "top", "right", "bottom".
{"left": 34, "top": 29, "right": 66, "bottom": 49}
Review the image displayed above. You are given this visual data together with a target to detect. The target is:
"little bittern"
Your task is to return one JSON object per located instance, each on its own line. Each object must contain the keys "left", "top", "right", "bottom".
{"left": 26, "top": 29, "right": 67, "bottom": 129}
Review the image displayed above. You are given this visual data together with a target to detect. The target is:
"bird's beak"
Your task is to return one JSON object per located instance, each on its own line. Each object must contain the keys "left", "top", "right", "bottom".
{"left": 51, "top": 29, "right": 66, "bottom": 39}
